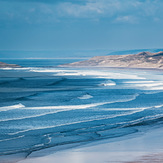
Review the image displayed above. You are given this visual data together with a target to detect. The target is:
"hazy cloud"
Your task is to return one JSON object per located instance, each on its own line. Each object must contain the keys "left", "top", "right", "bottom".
{"left": 55, "top": 0, "right": 163, "bottom": 23}
{"left": 0, "top": 0, "right": 85, "bottom": 3}
{"left": 0, "top": 0, "right": 163, "bottom": 50}
{"left": 56, "top": 0, "right": 121, "bottom": 18}
{"left": 0, "top": 0, "right": 163, "bottom": 25}
{"left": 114, "top": 15, "right": 138, "bottom": 24}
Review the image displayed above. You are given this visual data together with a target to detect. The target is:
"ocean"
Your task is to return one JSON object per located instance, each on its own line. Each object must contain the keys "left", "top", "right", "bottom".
{"left": 0, "top": 59, "right": 163, "bottom": 161}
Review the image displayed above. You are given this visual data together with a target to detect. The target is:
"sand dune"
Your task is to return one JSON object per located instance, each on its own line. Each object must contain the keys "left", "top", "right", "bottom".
{"left": 60, "top": 51, "right": 163, "bottom": 69}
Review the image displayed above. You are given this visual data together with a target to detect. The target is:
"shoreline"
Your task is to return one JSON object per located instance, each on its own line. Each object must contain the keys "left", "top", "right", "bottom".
{"left": 0, "top": 61, "right": 20, "bottom": 68}
{"left": 15, "top": 125, "right": 163, "bottom": 163}
{"left": 58, "top": 65, "right": 163, "bottom": 71}
{"left": 0, "top": 62, "right": 163, "bottom": 163}
{"left": 0, "top": 63, "right": 163, "bottom": 72}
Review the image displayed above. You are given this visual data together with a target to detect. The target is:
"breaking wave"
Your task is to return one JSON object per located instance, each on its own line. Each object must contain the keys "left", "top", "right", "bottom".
{"left": 0, "top": 103, "right": 25, "bottom": 112}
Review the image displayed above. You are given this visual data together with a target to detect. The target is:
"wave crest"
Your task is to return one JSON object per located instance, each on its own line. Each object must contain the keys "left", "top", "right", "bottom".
{"left": 0, "top": 103, "right": 25, "bottom": 112}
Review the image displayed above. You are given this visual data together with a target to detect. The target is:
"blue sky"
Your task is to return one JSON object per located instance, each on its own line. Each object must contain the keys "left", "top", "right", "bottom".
{"left": 0, "top": 0, "right": 163, "bottom": 52}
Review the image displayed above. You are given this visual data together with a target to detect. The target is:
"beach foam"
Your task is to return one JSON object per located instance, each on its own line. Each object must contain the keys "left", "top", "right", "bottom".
{"left": 0, "top": 103, "right": 25, "bottom": 112}
{"left": 0, "top": 135, "right": 25, "bottom": 143}
{"left": 0, "top": 68, "right": 30, "bottom": 70}
{"left": 99, "top": 80, "right": 116, "bottom": 86}
{"left": 1, "top": 95, "right": 137, "bottom": 123}
{"left": 28, "top": 67, "right": 146, "bottom": 80}
{"left": 8, "top": 108, "right": 141, "bottom": 136}
{"left": 29, "top": 68, "right": 74, "bottom": 73}
{"left": 123, "top": 80, "right": 163, "bottom": 90}
{"left": 55, "top": 69, "right": 145, "bottom": 79}
{"left": 0, "top": 93, "right": 140, "bottom": 124}
{"left": 78, "top": 94, "right": 93, "bottom": 100}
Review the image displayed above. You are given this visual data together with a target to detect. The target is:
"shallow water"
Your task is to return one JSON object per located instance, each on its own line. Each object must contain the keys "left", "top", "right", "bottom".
{"left": 0, "top": 59, "right": 163, "bottom": 161}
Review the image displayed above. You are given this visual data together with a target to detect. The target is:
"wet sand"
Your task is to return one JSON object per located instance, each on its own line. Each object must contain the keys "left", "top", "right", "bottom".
{"left": 17, "top": 126, "right": 163, "bottom": 163}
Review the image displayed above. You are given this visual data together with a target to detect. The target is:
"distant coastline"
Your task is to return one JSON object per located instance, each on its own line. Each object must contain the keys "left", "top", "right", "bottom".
{"left": 60, "top": 51, "right": 163, "bottom": 69}
{"left": 0, "top": 61, "right": 20, "bottom": 68}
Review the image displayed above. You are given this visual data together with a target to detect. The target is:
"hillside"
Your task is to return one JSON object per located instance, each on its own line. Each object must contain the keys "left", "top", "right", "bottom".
{"left": 0, "top": 61, "right": 20, "bottom": 68}
{"left": 60, "top": 51, "right": 163, "bottom": 69}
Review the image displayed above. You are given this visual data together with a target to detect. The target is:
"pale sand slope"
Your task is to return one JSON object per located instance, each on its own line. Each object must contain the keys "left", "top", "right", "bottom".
{"left": 18, "top": 126, "right": 163, "bottom": 163}
{"left": 60, "top": 51, "right": 163, "bottom": 69}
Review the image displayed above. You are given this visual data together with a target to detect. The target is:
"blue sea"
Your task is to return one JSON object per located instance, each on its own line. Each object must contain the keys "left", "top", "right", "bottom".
{"left": 0, "top": 59, "right": 163, "bottom": 162}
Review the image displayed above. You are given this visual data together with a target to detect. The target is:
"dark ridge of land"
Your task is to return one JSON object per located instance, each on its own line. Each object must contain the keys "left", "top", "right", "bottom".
{"left": 59, "top": 51, "right": 163, "bottom": 69}
{"left": 0, "top": 61, "right": 21, "bottom": 68}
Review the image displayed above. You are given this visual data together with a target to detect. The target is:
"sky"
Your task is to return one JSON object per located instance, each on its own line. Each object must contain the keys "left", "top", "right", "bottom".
{"left": 0, "top": 0, "right": 163, "bottom": 53}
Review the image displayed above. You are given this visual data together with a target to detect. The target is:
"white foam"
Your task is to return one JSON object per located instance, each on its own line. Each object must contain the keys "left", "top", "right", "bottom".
{"left": 0, "top": 96, "right": 141, "bottom": 135}
{"left": 154, "top": 104, "right": 163, "bottom": 108}
{"left": 0, "top": 135, "right": 24, "bottom": 142}
{"left": 55, "top": 72, "right": 86, "bottom": 76}
{"left": 8, "top": 109, "right": 141, "bottom": 136}
{"left": 134, "top": 83, "right": 163, "bottom": 87}
{"left": 0, "top": 94, "right": 139, "bottom": 123}
{"left": 30, "top": 69, "right": 64, "bottom": 73}
{"left": 126, "top": 113, "right": 163, "bottom": 126}
{"left": 54, "top": 70, "right": 145, "bottom": 79}
{"left": 0, "top": 68, "right": 30, "bottom": 70}
{"left": 20, "top": 93, "right": 139, "bottom": 111}
{"left": 25, "top": 67, "right": 145, "bottom": 80}
{"left": 14, "top": 67, "right": 148, "bottom": 80}
{"left": 124, "top": 81, "right": 155, "bottom": 84}
{"left": 0, "top": 103, "right": 25, "bottom": 112}
{"left": 136, "top": 84, "right": 163, "bottom": 90}
{"left": 0, "top": 102, "right": 106, "bottom": 123}
{"left": 25, "top": 102, "right": 105, "bottom": 110}
{"left": 101, "top": 103, "right": 163, "bottom": 112}
{"left": 29, "top": 68, "right": 76, "bottom": 73}
{"left": 7, "top": 94, "right": 140, "bottom": 135}
{"left": 102, "top": 83, "right": 116, "bottom": 86}
{"left": 99, "top": 80, "right": 116, "bottom": 86}
{"left": 145, "top": 86, "right": 163, "bottom": 90}
{"left": 78, "top": 94, "right": 93, "bottom": 100}
{"left": 101, "top": 107, "right": 150, "bottom": 111}
{"left": 34, "top": 144, "right": 45, "bottom": 148}
{"left": 0, "top": 68, "right": 14, "bottom": 70}
{"left": 124, "top": 80, "right": 163, "bottom": 90}
{"left": 0, "top": 111, "right": 58, "bottom": 123}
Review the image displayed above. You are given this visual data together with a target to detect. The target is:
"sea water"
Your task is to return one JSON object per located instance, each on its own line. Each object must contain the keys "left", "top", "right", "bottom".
{"left": 0, "top": 59, "right": 163, "bottom": 161}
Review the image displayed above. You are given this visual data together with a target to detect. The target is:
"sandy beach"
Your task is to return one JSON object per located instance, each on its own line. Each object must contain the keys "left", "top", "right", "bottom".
{"left": 1, "top": 0, "right": 163, "bottom": 162}
{"left": 0, "top": 64, "right": 163, "bottom": 163}
{"left": 15, "top": 125, "right": 163, "bottom": 163}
